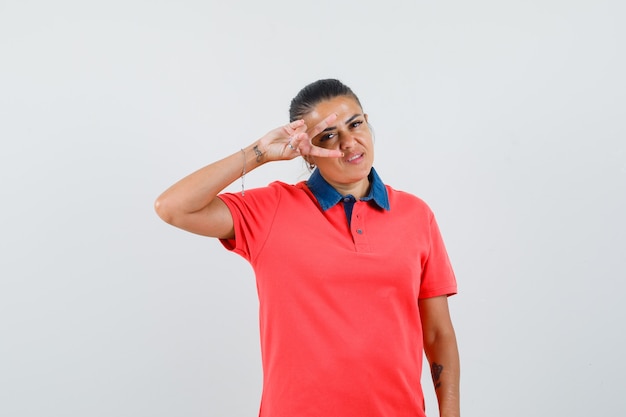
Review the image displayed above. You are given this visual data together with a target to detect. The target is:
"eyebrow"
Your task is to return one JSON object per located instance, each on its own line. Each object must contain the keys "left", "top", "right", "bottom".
{"left": 322, "top": 113, "right": 363, "bottom": 132}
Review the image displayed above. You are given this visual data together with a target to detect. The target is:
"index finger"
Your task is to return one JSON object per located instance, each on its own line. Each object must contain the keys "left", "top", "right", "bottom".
{"left": 307, "top": 113, "right": 338, "bottom": 139}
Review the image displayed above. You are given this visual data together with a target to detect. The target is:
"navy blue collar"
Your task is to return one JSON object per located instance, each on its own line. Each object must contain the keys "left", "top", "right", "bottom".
{"left": 306, "top": 167, "right": 390, "bottom": 211}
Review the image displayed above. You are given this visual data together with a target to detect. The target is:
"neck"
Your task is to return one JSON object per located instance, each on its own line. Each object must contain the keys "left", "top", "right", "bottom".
{"left": 331, "top": 178, "right": 371, "bottom": 199}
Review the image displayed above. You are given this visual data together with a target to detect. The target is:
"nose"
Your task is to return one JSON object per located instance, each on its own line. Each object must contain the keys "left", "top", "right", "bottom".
{"left": 339, "top": 132, "right": 356, "bottom": 149}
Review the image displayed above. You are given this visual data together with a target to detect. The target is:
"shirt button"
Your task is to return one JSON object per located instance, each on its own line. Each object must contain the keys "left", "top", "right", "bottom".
{"left": 343, "top": 197, "right": 351, "bottom": 203}
{"left": 356, "top": 229, "right": 363, "bottom": 234}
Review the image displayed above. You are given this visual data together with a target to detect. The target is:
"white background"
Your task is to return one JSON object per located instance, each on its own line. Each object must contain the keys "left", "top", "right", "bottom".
{"left": 1, "top": 0, "right": 625, "bottom": 416}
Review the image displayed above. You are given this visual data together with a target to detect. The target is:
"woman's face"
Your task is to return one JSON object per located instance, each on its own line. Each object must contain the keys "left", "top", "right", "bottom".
{"left": 303, "top": 95, "right": 374, "bottom": 197}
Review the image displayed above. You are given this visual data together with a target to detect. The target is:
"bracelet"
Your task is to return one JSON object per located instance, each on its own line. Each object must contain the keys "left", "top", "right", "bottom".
{"left": 240, "top": 148, "right": 246, "bottom": 196}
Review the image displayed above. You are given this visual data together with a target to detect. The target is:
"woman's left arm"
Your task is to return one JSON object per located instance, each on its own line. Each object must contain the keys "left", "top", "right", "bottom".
{"left": 419, "top": 295, "right": 460, "bottom": 417}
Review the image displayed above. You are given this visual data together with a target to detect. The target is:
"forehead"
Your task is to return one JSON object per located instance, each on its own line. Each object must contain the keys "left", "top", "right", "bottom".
{"left": 305, "top": 96, "right": 363, "bottom": 124}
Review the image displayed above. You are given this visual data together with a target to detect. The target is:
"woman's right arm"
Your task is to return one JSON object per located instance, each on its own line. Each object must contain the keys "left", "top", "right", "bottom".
{"left": 154, "top": 144, "right": 261, "bottom": 239}
{"left": 154, "top": 116, "right": 341, "bottom": 239}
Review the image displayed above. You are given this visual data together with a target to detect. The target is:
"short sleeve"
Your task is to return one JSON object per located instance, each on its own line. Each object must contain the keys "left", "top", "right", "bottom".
{"left": 217, "top": 183, "right": 283, "bottom": 262}
{"left": 418, "top": 212, "right": 457, "bottom": 299}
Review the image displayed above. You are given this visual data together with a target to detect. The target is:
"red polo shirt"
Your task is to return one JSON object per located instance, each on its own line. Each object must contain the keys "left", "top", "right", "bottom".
{"left": 218, "top": 169, "right": 456, "bottom": 417}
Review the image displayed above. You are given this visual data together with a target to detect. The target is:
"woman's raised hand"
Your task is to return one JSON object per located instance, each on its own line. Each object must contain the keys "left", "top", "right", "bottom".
{"left": 257, "top": 114, "right": 344, "bottom": 162}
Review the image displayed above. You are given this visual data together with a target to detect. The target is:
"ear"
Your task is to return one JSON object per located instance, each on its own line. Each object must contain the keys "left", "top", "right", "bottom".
{"left": 364, "top": 113, "right": 369, "bottom": 122}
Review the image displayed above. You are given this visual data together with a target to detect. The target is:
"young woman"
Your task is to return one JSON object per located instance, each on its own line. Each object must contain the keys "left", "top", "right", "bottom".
{"left": 155, "top": 79, "right": 460, "bottom": 417}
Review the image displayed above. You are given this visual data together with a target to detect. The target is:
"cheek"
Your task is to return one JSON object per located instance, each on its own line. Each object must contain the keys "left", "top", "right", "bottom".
{"left": 358, "top": 134, "right": 374, "bottom": 148}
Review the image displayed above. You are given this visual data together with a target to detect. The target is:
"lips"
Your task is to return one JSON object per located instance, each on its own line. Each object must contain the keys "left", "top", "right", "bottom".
{"left": 346, "top": 153, "right": 363, "bottom": 163}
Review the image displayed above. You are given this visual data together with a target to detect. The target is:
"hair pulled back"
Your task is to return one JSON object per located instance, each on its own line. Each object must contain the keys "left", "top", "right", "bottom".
{"left": 289, "top": 79, "right": 362, "bottom": 122}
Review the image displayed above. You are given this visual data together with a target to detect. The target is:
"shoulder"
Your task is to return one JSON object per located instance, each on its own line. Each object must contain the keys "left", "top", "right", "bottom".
{"left": 385, "top": 185, "right": 434, "bottom": 218}
{"left": 219, "top": 180, "right": 311, "bottom": 208}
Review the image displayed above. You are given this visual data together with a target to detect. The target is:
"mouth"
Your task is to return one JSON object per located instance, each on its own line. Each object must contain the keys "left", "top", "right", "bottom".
{"left": 346, "top": 153, "right": 364, "bottom": 163}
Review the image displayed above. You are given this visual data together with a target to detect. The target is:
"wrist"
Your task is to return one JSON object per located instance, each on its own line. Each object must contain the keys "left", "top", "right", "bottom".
{"left": 238, "top": 143, "right": 265, "bottom": 196}
{"left": 240, "top": 142, "right": 266, "bottom": 167}
{"left": 251, "top": 143, "right": 264, "bottom": 164}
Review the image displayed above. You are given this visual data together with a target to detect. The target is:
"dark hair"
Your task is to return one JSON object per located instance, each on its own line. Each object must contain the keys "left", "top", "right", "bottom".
{"left": 289, "top": 79, "right": 362, "bottom": 122}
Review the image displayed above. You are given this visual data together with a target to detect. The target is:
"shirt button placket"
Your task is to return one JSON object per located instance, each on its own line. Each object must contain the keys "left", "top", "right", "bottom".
{"left": 352, "top": 205, "right": 370, "bottom": 252}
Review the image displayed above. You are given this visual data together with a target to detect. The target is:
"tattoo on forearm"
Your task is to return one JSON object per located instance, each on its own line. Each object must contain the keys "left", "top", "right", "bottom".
{"left": 431, "top": 363, "right": 444, "bottom": 389}
{"left": 253, "top": 145, "right": 263, "bottom": 162}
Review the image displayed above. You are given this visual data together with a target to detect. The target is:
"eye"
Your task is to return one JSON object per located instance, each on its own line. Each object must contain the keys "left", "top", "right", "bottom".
{"left": 319, "top": 132, "right": 336, "bottom": 142}
{"left": 350, "top": 120, "right": 363, "bottom": 128}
